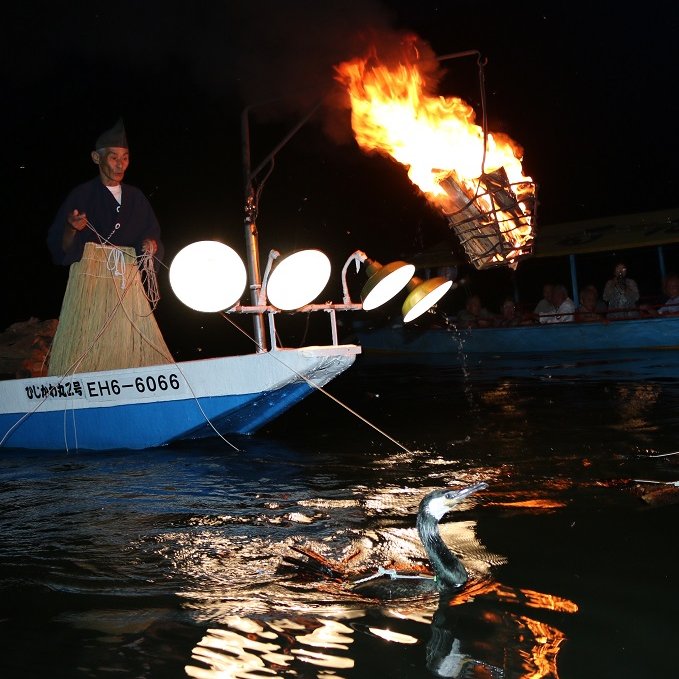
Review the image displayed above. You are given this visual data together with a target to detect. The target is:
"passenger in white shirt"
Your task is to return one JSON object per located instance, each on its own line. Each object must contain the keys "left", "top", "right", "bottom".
{"left": 533, "top": 283, "right": 556, "bottom": 316}
{"left": 657, "top": 275, "right": 679, "bottom": 315}
{"left": 539, "top": 284, "right": 575, "bottom": 323}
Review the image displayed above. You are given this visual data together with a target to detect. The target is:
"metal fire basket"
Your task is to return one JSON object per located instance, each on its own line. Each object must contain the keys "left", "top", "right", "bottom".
{"left": 438, "top": 166, "right": 537, "bottom": 270}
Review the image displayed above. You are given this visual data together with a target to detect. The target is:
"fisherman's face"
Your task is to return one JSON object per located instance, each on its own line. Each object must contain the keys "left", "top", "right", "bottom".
{"left": 92, "top": 147, "right": 129, "bottom": 186}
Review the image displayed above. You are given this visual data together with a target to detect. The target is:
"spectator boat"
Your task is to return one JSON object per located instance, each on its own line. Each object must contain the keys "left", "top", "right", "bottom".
{"left": 354, "top": 208, "right": 679, "bottom": 358}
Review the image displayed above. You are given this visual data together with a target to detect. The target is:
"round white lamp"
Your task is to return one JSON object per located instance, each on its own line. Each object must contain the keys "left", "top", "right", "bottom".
{"left": 169, "top": 241, "right": 247, "bottom": 312}
{"left": 266, "top": 249, "right": 331, "bottom": 310}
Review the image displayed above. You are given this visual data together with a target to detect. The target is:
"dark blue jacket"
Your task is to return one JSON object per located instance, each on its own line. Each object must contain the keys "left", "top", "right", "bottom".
{"left": 47, "top": 177, "right": 164, "bottom": 265}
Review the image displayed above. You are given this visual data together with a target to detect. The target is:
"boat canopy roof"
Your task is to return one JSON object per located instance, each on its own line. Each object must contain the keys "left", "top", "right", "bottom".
{"left": 533, "top": 207, "right": 679, "bottom": 258}
{"left": 411, "top": 207, "right": 679, "bottom": 269}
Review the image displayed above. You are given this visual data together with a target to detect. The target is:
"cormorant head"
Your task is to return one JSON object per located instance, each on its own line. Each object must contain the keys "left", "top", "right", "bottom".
{"left": 419, "top": 482, "right": 488, "bottom": 521}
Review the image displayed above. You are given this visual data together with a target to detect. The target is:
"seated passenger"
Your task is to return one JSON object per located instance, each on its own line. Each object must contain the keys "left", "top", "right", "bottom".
{"left": 456, "top": 295, "right": 495, "bottom": 328}
{"left": 533, "top": 284, "right": 556, "bottom": 318}
{"left": 657, "top": 275, "right": 679, "bottom": 315}
{"left": 496, "top": 298, "right": 520, "bottom": 326}
{"left": 495, "top": 298, "right": 533, "bottom": 326}
{"left": 603, "top": 262, "right": 639, "bottom": 319}
{"left": 539, "top": 284, "right": 575, "bottom": 323}
{"left": 576, "top": 285, "right": 605, "bottom": 322}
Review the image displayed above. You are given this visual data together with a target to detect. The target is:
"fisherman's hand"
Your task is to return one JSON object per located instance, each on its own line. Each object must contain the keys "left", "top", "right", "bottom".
{"left": 67, "top": 210, "right": 88, "bottom": 232}
{"left": 142, "top": 239, "right": 158, "bottom": 256}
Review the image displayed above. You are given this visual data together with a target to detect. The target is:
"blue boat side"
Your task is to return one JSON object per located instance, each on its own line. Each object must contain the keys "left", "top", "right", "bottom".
{"left": 356, "top": 316, "right": 679, "bottom": 355}
{"left": 0, "top": 383, "right": 315, "bottom": 451}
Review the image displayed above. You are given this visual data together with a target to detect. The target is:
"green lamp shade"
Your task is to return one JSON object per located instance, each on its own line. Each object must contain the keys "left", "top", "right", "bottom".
{"left": 361, "top": 261, "right": 415, "bottom": 311}
{"left": 402, "top": 277, "right": 453, "bottom": 322}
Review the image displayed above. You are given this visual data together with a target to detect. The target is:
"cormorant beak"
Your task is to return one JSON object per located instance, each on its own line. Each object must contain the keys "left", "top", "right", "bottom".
{"left": 444, "top": 481, "right": 488, "bottom": 504}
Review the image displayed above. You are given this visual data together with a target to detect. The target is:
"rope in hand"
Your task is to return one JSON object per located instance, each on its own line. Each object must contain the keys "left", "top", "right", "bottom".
{"left": 83, "top": 219, "right": 161, "bottom": 309}
{"left": 137, "top": 249, "right": 161, "bottom": 311}
{"left": 105, "top": 246, "right": 127, "bottom": 290}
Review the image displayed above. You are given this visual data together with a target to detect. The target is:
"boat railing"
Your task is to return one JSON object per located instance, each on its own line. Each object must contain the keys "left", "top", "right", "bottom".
{"left": 227, "top": 302, "right": 363, "bottom": 349}
{"left": 440, "top": 300, "right": 679, "bottom": 330}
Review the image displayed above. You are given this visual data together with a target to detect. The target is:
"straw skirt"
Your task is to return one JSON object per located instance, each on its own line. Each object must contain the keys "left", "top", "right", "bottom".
{"left": 48, "top": 243, "right": 172, "bottom": 376}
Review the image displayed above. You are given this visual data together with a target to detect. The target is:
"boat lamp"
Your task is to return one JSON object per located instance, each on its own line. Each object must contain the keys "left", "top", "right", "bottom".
{"left": 358, "top": 257, "right": 415, "bottom": 311}
{"left": 402, "top": 276, "right": 454, "bottom": 323}
{"left": 341, "top": 250, "right": 452, "bottom": 317}
{"left": 170, "top": 242, "right": 453, "bottom": 321}
{"left": 263, "top": 249, "right": 331, "bottom": 310}
{"left": 169, "top": 240, "right": 247, "bottom": 312}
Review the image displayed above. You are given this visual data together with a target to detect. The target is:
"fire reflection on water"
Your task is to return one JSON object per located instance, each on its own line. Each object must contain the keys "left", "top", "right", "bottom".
{"left": 185, "top": 617, "right": 357, "bottom": 678}
{"left": 611, "top": 384, "right": 661, "bottom": 434}
{"left": 183, "top": 584, "right": 577, "bottom": 679}
{"left": 3, "top": 360, "right": 678, "bottom": 679}
{"left": 171, "top": 481, "right": 576, "bottom": 678}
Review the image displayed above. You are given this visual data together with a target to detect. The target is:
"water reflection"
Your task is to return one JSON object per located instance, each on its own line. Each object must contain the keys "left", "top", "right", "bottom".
{"left": 186, "top": 617, "right": 358, "bottom": 678}
{"left": 425, "top": 586, "right": 575, "bottom": 678}
{"left": 174, "top": 481, "right": 576, "bottom": 679}
{"left": 184, "top": 580, "right": 577, "bottom": 679}
{"left": 611, "top": 384, "right": 661, "bottom": 434}
{"left": 5, "top": 357, "right": 677, "bottom": 678}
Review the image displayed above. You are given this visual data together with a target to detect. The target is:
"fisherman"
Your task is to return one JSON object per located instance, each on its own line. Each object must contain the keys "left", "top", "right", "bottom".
{"left": 45, "top": 119, "right": 171, "bottom": 376}
{"left": 47, "top": 118, "right": 163, "bottom": 266}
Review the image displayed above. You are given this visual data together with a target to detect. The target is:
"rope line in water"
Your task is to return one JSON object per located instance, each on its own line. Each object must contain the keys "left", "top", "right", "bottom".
{"left": 218, "top": 311, "right": 414, "bottom": 454}
{"left": 84, "top": 217, "right": 412, "bottom": 454}
{"left": 353, "top": 566, "right": 434, "bottom": 584}
{"left": 633, "top": 479, "right": 679, "bottom": 487}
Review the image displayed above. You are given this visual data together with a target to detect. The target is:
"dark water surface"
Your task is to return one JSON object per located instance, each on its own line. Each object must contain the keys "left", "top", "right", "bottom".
{"left": 1, "top": 353, "right": 678, "bottom": 678}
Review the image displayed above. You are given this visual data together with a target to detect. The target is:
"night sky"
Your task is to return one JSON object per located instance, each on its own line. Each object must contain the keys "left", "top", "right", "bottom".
{"left": 4, "top": 1, "right": 678, "bottom": 351}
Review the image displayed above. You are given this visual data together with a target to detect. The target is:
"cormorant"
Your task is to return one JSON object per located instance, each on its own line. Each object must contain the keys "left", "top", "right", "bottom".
{"left": 284, "top": 482, "right": 488, "bottom": 600}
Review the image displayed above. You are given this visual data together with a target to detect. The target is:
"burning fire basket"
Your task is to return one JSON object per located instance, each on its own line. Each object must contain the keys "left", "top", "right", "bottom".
{"left": 438, "top": 166, "right": 537, "bottom": 270}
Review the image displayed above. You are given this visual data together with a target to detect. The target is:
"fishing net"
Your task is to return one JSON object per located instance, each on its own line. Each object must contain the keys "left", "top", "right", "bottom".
{"left": 48, "top": 243, "right": 172, "bottom": 375}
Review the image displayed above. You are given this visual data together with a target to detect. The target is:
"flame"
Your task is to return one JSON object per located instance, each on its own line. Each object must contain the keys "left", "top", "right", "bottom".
{"left": 335, "top": 57, "right": 528, "bottom": 196}
{"left": 336, "top": 52, "right": 536, "bottom": 268}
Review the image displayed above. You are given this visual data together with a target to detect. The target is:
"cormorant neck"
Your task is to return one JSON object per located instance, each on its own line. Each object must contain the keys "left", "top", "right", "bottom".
{"left": 417, "top": 512, "right": 468, "bottom": 591}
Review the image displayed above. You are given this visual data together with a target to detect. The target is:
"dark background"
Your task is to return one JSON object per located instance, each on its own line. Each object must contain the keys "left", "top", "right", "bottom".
{"left": 3, "top": 0, "right": 678, "bottom": 355}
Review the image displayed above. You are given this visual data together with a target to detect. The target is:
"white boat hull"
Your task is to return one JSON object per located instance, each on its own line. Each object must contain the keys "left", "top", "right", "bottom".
{"left": 0, "top": 345, "right": 359, "bottom": 451}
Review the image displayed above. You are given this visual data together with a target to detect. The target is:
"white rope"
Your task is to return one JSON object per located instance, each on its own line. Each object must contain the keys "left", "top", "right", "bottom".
{"left": 86, "top": 219, "right": 160, "bottom": 306}
{"left": 633, "top": 479, "right": 679, "bottom": 487}
{"left": 219, "top": 312, "right": 414, "bottom": 454}
{"left": 353, "top": 566, "right": 434, "bottom": 584}
{"left": 136, "top": 250, "right": 160, "bottom": 312}
{"left": 104, "top": 246, "right": 127, "bottom": 290}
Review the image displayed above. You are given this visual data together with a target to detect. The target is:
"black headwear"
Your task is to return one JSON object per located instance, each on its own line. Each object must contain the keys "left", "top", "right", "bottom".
{"left": 94, "top": 118, "right": 128, "bottom": 150}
